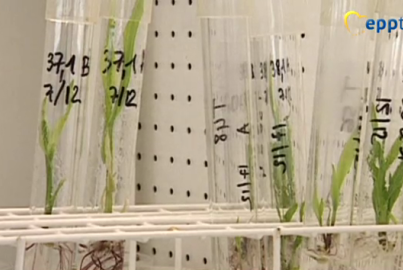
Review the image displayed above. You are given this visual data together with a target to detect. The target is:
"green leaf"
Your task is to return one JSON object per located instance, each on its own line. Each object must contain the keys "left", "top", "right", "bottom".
{"left": 313, "top": 194, "right": 324, "bottom": 226}
{"left": 387, "top": 161, "right": 403, "bottom": 213}
{"left": 385, "top": 136, "right": 403, "bottom": 171}
{"left": 284, "top": 203, "right": 298, "bottom": 222}
{"left": 390, "top": 213, "right": 398, "bottom": 224}
{"left": 52, "top": 81, "right": 74, "bottom": 148}
{"left": 40, "top": 98, "right": 50, "bottom": 152}
{"left": 100, "top": 1, "right": 146, "bottom": 214}
{"left": 330, "top": 131, "right": 357, "bottom": 222}
{"left": 51, "top": 178, "right": 66, "bottom": 205}
{"left": 110, "top": 0, "right": 145, "bottom": 129}
{"left": 370, "top": 141, "right": 388, "bottom": 217}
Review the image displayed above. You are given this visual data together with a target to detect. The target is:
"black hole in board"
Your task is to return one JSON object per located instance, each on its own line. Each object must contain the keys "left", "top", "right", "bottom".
{"left": 187, "top": 159, "right": 191, "bottom": 165}
{"left": 188, "top": 31, "right": 192, "bottom": 38}
{"left": 154, "top": 124, "right": 158, "bottom": 131}
{"left": 170, "top": 157, "right": 174, "bottom": 163}
{"left": 301, "top": 33, "right": 306, "bottom": 38}
{"left": 169, "top": 251, "right": 173, "bottom": 258}
{"left": 171, "top": 63, "right": 175, "bottom": 69}
{"left": 171, "top": 94, "right": 175, "bottom": 101}
{"left": 170, "top": 126, "right": 175, "bottom": 132}
{"left": 153, "top": 186, "right": 157, "bottom": 193}
{"left": 170, "top": 188, "right": 174, "bottom": 195}
{"left": 204, "top": 193, "right": 208, "bottom": 200}
{"left": 186, "top": 254, "right": 190, "bottom": 261}
{"left": 155, "top": 0, "right": 158, "bottom": 5}
{"left": 186, "top": 190, "right": 191, "bottom": 197}
{"left": 137, "top": 153, "right": 142, "bottom": 160}
{"left": 187, "top": 127, "right": 191, "bottom": 134}
{"left": 152, "top": 248, "right": 157, "bottom": 255}
{"left": 155, "top": 31, "right": 159, "bottom": 37}
{"left": 154, "top": 62, "right": 158, "bottom": 69}
{"left": 189, "top": 0, "right": 193, "bottom": 5}
{"left": 187, "top": 95, "right": 192, "bottom": 102}
{"left": 203, "top": 258, "right": 208, "bottom": 264}
{"left": 138, "top": 122, "right": 142, "bottom": 130}
{"left": 204, "top": 161, "right": 208, "bottom": 167}
{"left": 302, "top": 67, "right": 305, "bottom": 73}
{"left": 172, "top": 0, "right": 175, "bottom": 5}
{"left": 154, "top": 93, "right": 158, "bottom": 100}
{"left": 171, "top": 31, "right": 175, "bottom": 38}
{"left": 188, "top": 63, "right": 192, "bottom": 70}
{"left": 137, "top": 184, "right": 141, "bottom": 191}
{"left": 154, "top": 155, "right": 158, "bottom": 161}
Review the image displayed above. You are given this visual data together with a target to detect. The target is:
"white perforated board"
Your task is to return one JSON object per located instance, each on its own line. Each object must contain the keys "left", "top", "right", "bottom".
{"left": 134, "top": 0, "right": 320, "bottom": 268}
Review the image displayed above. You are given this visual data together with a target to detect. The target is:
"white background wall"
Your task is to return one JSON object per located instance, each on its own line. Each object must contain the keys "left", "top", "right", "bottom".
{"left": 0, "top": 0, "right": 46, "bottom": 208}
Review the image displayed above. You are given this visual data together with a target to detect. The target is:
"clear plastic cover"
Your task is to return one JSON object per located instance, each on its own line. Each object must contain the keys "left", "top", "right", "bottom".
{"left": 83, "top": 0, "right": 152, "bottom": 212}
{"left": 28, "top": 1, "right": 100, "bottom": 269}
{"left": 249, "top": 1, "right": 308, "bottom": 270}
{"left": 199, "top": 0, "right": 264, "bottom": 269}
{"left": 46, "top": 0, "right": 100, "bottom": 22}
{"left": 354, "top": 1, "right": 403, "bottom": 268}
{"left": 303, "top": 0, "right": 376, "bottom": 268}
{"left": 77, "top": 0, "right": 152, "bottom": 269}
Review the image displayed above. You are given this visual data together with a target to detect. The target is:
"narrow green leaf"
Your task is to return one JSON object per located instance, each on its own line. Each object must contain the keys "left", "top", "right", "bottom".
{"left": 330, "top": 131, "right": 357, "bottom": 223}
{"left": 284, "top": 203, "right": 298, "bottom": 222}
{"left": 52, "top": 81, "right": 74, "bottom": 147}
{"left": 390, "top": 213, "right": 398, "bottom": 224}
{"left": 284, "top": 123, "right": 296, "bottom": 206}
{"left": 102, "top": 19, "right": 118, "bottom": 115}
{"left": 385, "top": 136, "right": 403, "bottom": 171}
{"left": 120, "top": 0, "right": 144, "bottom": 90}
{"left": 333, "top": 132, "right": 357, "bottom": 185}
{"left": 387, "top": 161, "right": 403, "bottom": 213}
{"left": 371, "top": 141, "right": 388, "bottom": 212}
{"left": 313, "top": 192, "right": 321, "bottom": 225}
{"left": 40, "top": 98, "right": 50, "bottom": 152}
{"left": 110, "top": 0, "right": 145, "bottom": 129}
{"left": 313, "top": 194, "right": 324, "bottom": 226}
{"left": 318, "top": 199, "right": 325, "bottom": 224}
{"left": 50, "top": 178, "right": 66, "bottom": 209}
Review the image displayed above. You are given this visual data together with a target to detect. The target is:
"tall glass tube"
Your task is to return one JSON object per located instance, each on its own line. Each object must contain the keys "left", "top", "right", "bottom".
{"left": 303, "top": 0, "right": 376, "bottom": 269}
{"left": 355, "top": 2, "right": 403, "bottom": 269}
{"left": 198, "top": 1, "right": 264, "bottom": 270}
{"left": 249, "top": 1, "right": 308, "bottom": 270}
{"left": 27, "top": 1, "right": 100, "bottom": 270}
{"left": 77, "top": 1, "right": 152, "bottom": 270}
{"left": 83, "top": 0, "right": 152, "bottom": 212}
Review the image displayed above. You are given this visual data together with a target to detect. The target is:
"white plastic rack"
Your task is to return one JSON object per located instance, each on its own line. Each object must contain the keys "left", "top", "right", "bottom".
{"left": 0, "top": 205, "right": 402, "bottom": 270}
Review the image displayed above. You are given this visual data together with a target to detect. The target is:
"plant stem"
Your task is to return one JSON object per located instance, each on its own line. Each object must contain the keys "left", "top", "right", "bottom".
{"left": 44, "top": 156, "right": 54, "bottom": 215}
{"left": 104, "top": 129, "right": 115, "bottom": 213}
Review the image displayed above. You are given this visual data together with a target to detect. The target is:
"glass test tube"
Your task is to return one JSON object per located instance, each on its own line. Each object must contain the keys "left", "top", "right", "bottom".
{"left": 27, "top": 0, "right": 100, "bottom": 270}
{"left": 198, "top": 1, "right": 264, "bottom": 270}
{"left": 355, "top": 1, "right": 403, "bottom": 268}
{"left": 77, "top": 1, "right": 152, "bottom": 270}
{"left": 303, "top": 0, "right": 376, "bottom": 269}
{"left": 83, "top": 0, "right": 152, "bottom": 212}
{"left": 249, "top": 1, "right": 308, "bottom": 270}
